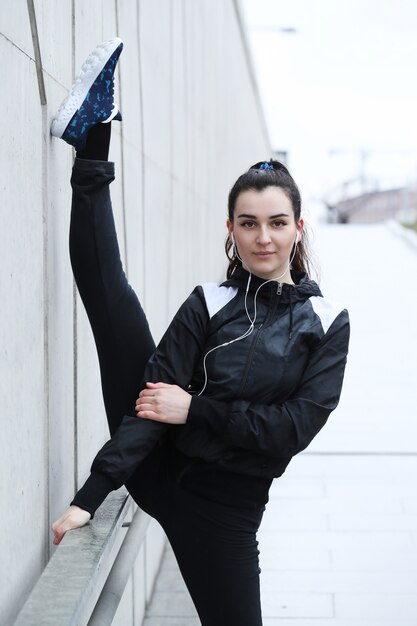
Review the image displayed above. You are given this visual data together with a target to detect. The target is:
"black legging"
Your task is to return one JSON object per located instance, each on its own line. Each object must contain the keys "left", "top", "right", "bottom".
{"left": 70, "top": 158, "right": 264, "bottom": 626}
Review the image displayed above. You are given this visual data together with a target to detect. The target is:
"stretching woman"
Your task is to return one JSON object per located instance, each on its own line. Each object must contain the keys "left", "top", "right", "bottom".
{"left": 51, "top": 38, "right": 349, "bottom": 625}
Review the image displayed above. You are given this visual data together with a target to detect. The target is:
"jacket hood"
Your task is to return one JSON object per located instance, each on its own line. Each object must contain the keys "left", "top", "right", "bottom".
{"left": 221, "top": 266, "right": 322, "bottom": 304}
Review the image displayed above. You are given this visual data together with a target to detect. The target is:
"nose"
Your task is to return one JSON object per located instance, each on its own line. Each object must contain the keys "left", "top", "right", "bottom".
{"left": 257, "top": 226, "right": 271, "bottom": 246}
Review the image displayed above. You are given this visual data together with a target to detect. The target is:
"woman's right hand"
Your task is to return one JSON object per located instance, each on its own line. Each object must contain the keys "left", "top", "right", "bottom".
{"left": 52, "top": 505, "right": 91, "bottom": 545}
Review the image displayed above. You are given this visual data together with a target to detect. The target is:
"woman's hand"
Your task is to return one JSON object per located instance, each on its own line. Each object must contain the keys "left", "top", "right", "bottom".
{"left": 135, "top": 382, "right": 191, "bottom": 424}
{"left": 52, "top": 505, "right": 91, "bottom": 545}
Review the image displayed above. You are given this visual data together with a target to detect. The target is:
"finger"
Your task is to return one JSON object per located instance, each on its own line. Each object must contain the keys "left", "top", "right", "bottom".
{"left": 146, "top": 382, "right": 171, "bottom": 389}
{"left": 137, "top": 403, "right": 155, "bottom": 413}
{"left": 137, "top": 410, "right": 164, "bottom": 422}
{"left": 139, "top": 389, "right": 156, "bottom": 398}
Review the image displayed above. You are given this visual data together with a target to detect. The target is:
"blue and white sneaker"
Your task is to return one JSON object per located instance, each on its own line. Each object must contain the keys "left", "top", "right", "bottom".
{"left": 51, "top": 37, "right": 123, "bottom": 151}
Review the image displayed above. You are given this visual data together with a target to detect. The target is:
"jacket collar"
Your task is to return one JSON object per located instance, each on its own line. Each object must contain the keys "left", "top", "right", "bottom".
{"left": 221, "top": 266, "right": 322, "bottom": 304}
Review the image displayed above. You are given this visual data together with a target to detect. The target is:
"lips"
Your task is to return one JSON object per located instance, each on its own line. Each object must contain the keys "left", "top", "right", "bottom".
{"left": 254, "top": 252, "right": 274, "bottom": 257}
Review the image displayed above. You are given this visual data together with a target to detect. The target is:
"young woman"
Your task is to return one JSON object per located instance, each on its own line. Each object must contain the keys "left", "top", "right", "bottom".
{"left": 51, "top": 38, "right": 349, "bottom": 625}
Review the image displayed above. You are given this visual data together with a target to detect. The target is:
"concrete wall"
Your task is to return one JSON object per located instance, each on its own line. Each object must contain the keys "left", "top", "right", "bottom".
{"left": 0, "top": 1, "right": 270, "bottom": 623}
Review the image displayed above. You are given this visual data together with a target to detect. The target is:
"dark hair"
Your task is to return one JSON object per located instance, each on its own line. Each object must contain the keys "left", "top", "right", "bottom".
{"left": 225, "top": 159, "right": 313, "bottom": 278}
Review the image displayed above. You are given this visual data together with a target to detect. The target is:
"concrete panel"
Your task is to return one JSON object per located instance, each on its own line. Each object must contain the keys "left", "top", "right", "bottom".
{"left": 139, "top": 0, "right": 171, "bottom": 171}
{"left": 133, "top": 545, "right": 147, "bottom": 625}
{"left": 115, "top": 1, "right": 145, "bottom": 288}
{"left": 0, "top": 38, "right": 47, "bottom": 625}
{"left": 75, "top": 296, "right": 109, "bottom": 486}
{"left": 142, "top": 157, "right": 171, "bottom": 341}
{"left": 0, "top": 1, "right": 33, "bottom": 59}
{"left": 33, "top": 0, "right": 73, "bottom": 87}
{"left": 74, "top": 0, "right": 118, "bottom": 59}
{"left": 170, "top": 1, "right": 187, "bottom": 186}
{"left": 112, "top": 572, "right": 134, "bottom": 626}
{"left": 167, "top": 178, "right": 195, "bottom": 316}
{"left": 145, "top": 519, "right": 166, "bottom": 602}
{"left": 45, "top": 76, "right": 76, "bottom": 527}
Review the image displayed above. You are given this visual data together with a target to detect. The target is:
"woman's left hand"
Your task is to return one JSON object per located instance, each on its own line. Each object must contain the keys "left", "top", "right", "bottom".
{"left": 135, "top": 382, "right": 191, "bottom": 424}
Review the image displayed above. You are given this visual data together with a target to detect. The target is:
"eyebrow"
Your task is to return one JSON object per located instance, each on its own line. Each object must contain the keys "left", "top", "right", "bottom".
{"left": 236, "top": 213, "right": 290, "bottom": 219}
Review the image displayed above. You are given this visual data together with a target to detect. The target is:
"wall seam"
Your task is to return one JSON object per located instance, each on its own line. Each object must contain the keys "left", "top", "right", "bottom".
{"left": 71, "top": 0, "right": 78, "bottom": 496}
{"left": 26, "top": 0, "right": 46, "bottom": 105}
{"left": 31, "top": 0, "right": 50, "bottom": 563}
{"left": 137, "top": 0, "right": 146, "bottom": 302}
{"left": 167, "top": 0, "right": 174, "bottom": 319}
{"left": 26, "top": 0, "right": 50, "bottom": 565}
{"left": 231, "top": 0, "right": 272, "bottom": 153}
{"left": 115, "top": 1, "right": 129, "bottom": 275}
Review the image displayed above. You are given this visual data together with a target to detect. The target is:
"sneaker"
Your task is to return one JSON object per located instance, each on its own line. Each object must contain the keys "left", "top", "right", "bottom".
{"left": 51, "top": 37, "right": 124, "bottom": 151}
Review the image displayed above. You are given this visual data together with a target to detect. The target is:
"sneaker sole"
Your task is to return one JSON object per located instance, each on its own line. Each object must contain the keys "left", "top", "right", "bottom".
{"left": 51, "top": 37, "right": 123, "bottom": 138}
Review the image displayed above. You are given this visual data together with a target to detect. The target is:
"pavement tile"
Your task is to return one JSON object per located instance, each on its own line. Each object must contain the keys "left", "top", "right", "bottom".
{"left": 262, "top": 592, "right": 333, "bottom": 618}
{"left": 260, "top": 569, "right": 417, "bottom": 594}
{"left": 260, "top": 549, "right": 332, "bottom": 571}
{"left": 262, "top": 621, "right": 417, "bottom": 626}
{"left": 260, "top": 507, "right": 329, "bottom": 531}
{"left": 155, "top": 569, "right": 188, "bottom": 593}
{"left": 328, "top": 512, "right": 417, "bottom": 531}
{"left": 402, "top": 496, "right": 417, "bottom": 513}
{"left": 330, "top": 547, "right": 417, "bottom": 571}
{"left": 146, "top": 591, "right": 197, "bottom": 618}
{"left": 258, "top": 529, "right": 414, "bottom": 550}
{"left": 334, "top": 592, "right": 417, "bottom": 620}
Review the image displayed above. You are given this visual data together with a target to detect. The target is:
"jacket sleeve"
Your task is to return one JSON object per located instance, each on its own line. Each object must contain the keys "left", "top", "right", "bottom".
{"left": 71, "top": 287, "right": 209, "bottom": 517}
{"left": 186, "top": 309, "right": 350, "bottom": 459}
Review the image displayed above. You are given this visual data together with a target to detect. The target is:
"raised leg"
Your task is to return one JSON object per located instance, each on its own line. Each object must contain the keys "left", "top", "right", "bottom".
{"left": 69, "top": 157, "right": 155, "bottom": 435}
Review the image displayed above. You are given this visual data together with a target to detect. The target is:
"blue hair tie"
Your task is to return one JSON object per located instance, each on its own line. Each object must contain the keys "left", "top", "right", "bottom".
{"left": 259, "top": 162, "right": 273, "bottom": 170}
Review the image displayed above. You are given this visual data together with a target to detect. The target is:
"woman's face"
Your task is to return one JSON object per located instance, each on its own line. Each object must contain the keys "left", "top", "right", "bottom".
{"left": 227, "top": 186, "right": 303, "bottom": 282}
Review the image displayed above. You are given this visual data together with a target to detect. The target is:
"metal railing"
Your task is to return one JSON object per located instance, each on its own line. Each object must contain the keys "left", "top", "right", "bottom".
{"left": 14, "top": 489, "right": 151, "bottom": 626}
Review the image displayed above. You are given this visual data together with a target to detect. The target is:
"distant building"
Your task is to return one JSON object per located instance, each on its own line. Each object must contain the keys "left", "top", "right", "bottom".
{"left": 327, "top": 187, "right": 417, "bottom": 224}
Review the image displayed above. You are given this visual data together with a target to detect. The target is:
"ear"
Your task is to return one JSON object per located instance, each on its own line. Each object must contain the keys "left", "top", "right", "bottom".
{"left": 296, "top": 218, "right": 304, "bottom": 242}
{"left": 226, "top": 218, "right": 233, "bottom": 236}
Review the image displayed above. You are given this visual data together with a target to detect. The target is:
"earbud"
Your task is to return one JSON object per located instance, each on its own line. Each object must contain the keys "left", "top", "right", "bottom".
{"left": 231, "top": 231, "right": 243, "bottom": 262}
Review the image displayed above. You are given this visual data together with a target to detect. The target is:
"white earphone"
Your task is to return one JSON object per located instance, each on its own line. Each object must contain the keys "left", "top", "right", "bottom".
{"left": 198, "top": 227, "right": 302, "bottom": 395}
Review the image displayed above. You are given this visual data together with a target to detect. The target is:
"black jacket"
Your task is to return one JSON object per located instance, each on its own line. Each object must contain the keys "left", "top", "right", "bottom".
{"left": 73, "top": 268, "right": 350, "bottom": 516}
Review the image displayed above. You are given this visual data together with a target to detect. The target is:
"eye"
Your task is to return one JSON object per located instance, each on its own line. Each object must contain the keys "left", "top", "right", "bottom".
{"left": 272, "top": 220, "right": 286, "bottom": 228}
{"left": 241, "top": 220, "right": 257, "bottom": 228}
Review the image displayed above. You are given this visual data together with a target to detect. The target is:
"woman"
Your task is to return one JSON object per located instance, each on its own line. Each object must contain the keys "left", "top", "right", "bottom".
{"left": 51, "top": 38, "right": 349, "bottom": 625}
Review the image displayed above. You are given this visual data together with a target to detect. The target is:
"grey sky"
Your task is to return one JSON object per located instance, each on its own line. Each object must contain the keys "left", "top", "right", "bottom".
{"left": 242, "top": 0, "right": 417, "bottom": 209}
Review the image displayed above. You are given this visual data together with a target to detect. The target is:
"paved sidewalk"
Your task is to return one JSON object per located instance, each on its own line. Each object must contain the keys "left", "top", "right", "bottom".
{"left": 143, "top": 223, "right": 417, "bottom": 625}
{"left": 144, "top": 454, "right": 417, "bottom": 625}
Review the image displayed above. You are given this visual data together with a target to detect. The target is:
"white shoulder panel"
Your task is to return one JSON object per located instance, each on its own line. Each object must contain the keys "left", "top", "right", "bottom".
{"left": 201, "top": 283, "right": 238, "bottom": 319}
{"left": 309, "top": 296, "right": 345, "bottom": 334}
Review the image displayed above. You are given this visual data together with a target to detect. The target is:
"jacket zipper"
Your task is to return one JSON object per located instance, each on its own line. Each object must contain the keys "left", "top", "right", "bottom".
{"left": 239, "top": 283, "right": 283, "bottom": 393}
{"left": 238, "top": 286, "right": 282, "bottom": 394}
{"left": 238, "top": 323, "right": 264, "bottom": 395}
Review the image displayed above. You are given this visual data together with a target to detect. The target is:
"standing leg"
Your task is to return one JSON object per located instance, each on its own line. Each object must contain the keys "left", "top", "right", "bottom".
{"left": 129, "top": 457, "right": 264, "bottom": 626}
{"left": 164, "top": 491, "right": 263, "bottom": 625}
{"left": 70, "top": 156, "right": 155, "bottom": 435}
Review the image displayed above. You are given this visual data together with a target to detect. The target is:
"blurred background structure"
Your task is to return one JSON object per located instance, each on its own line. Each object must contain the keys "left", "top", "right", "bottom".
{"left": 2, "top": 1, "right": 417, "bottom": 625}
{"left": 243, "top": 0, "right": 417, "bottom": 228}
